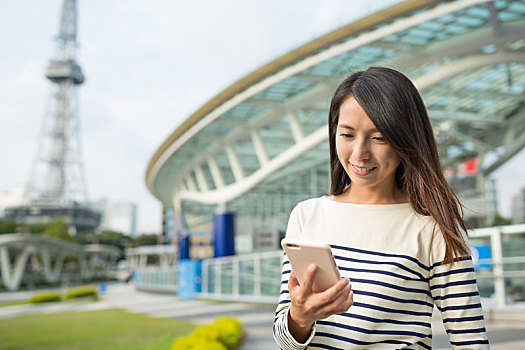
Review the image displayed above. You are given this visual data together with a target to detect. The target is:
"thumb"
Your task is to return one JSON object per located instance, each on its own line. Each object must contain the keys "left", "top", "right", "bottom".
{"left": 302, "top": 264, "right": 317, "bottom": 292}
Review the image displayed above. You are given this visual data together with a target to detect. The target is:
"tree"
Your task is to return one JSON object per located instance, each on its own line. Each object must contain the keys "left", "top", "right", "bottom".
{"left": 42, "top": 217, "right": 73, "bottom": 242}
{"left": 73, "top": 231, "right": 97, "bottom": 245}
{"left": 0, "top": 219, "right": 16, "bottom": 234}
{"left": 131, "top": 234, "right": 158, "bottom": 248}
{"left": 15, "top": 222, "right": 48, "bottom": 234}
{"left": 26, "top": 222, "right": 50, "bottom": 234}
{"left": 491, "top": 215, "right": 512, "bottom": 226}
{"left": 98, "top": 231, "right": 128, "bottom": 251}
{"left": 73, "top": 230, "right": 128, "bottom": 248}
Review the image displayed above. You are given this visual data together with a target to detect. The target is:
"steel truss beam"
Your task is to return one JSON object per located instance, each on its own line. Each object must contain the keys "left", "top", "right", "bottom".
{"left": 174, "top": 50, "right": 525, "bottom": 205}
{"left": 483, "top": 110, "right": 525, "bottom": 175}
{"left": 0, "top": 234, "right": 120, "bottom": 291}
{"left": 428, "top": 109, "right": 505, "bottom": 125}
{"left": 159, "top": 1, "right": 525, "bottom": 225}
{"left": 150, "top": 0, "right": 495, "bottom": 193}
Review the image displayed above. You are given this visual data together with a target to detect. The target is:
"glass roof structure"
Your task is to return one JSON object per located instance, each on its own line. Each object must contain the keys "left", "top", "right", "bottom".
{"left": 146, "top": 0, "right": 525, "bottom": 230}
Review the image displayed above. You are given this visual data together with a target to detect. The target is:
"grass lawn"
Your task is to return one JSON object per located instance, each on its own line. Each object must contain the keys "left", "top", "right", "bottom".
{"left": 0, "top": 299, "right": 31, "bottom": 307}
{"left": 0, "top": 308, "right": 195, "bottom": 350}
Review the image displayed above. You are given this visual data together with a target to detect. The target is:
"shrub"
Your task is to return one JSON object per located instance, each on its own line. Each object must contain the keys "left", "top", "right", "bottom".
{"left": 65, "top": 286, "right": 98, "bottom": 300}
{"left": 210, "top": 317, "right": 243, "bottom": 348}
{"left": 171, "top": 316, "right": 242, "bottom": 350}
{"left": 30, "top": 291, "right": 61, "bottom": 303}
{"left": 171, "top": 337, "right": 226, "bottom": 350}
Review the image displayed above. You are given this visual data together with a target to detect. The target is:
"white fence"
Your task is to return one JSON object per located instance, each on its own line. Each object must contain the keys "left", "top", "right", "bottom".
{"left": 200, "top": 250, "right": 283, "bottom": 303}
{"left": 469, "top": 224, "right": 525, "bottom": 307}
{"left": 131, "top": 224, "right": 525, "bottom": 306}
{"left": 134, "top": 266, "right": 177, "bottom": 292}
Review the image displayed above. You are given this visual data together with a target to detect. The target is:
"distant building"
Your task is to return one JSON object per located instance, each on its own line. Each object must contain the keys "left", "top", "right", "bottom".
{"left": 188, "top": 222, "right": 213, "bottom": 259}
{"left": 90, "top": 199, "right": 137, "bottom": 237}
{"left": 512, "top": 188, "right": 525, "bottom": 224}
{"left": 0, "top": 181, "right": 26, "bottom": 218}
{"left": 237, "top": 218, "right": 281, "bottom": 252}
{"left": 253, "top": 229, "right": 280, "bottom": 251}
{"left": 450, "top": 174, "right": 499, "bottom": 228}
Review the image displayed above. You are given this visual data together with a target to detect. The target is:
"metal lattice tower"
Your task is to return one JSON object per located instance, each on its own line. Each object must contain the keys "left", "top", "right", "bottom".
{"left": 28, "top": 0, "right": 88, "bottom": 204}
{"left": 5, "top": 0, "right": 100, "bottom": 233}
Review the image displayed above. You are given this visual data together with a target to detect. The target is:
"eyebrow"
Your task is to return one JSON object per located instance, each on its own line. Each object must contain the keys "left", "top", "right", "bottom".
{"left": 338, "top": 124, "right": 379, "bottom": 133}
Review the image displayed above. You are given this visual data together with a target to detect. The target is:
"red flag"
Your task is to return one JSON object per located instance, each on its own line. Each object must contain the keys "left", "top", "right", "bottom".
{"left": 458, "top": 157, "right": 477, "bottom": 176}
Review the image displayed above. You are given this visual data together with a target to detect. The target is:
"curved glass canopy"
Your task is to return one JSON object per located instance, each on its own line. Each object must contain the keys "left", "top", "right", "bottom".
{"left": 146, "top": 0, "right": 525, "bottom": 231}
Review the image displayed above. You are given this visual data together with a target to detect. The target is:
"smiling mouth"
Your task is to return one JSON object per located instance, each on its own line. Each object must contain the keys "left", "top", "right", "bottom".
{"left": 352, "top": 164, "right": 376, "bottom": 172}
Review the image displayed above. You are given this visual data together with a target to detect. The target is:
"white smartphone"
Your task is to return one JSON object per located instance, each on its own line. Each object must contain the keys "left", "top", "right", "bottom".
{"left": 281, "top": 238, "right": 342, "bottom": 293}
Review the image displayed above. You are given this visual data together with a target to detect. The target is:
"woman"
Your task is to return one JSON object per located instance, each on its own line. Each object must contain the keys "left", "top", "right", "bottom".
{"left": 273, "top": 67, "right": 489, "bottom": 349}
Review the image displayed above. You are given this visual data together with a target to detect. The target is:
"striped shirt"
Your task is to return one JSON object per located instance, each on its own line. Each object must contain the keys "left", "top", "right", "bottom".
{"left": 273, "top": 196, "right": 489, "bottom": 349}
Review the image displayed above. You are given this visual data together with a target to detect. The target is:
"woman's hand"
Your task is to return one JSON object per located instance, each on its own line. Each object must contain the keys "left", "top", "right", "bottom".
{"left": 287, "top": 264, "right": 353, "bottom": 343}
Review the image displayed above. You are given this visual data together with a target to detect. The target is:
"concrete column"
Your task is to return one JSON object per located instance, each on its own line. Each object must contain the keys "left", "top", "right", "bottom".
{"left": 41, "top": 250, "right": 65, "bottom": 283}
{"left": 179, "top": 236, "right": 190, "bottom": 260}
{"left": 491, "top": 228, "right": 505, "bottom": 307}
{"left": 0, "top": 246, "right": 34, "bottom": 291}
{"left": 254, "top": 256, "right": 261, "bottom": 297}
{"left": 79, "top": 255, "right": 92, "bottom": 280}
{"left": 131, "top": 255, "right": 139, "bottom": 269}
{"left": 139, "top": 254, "right": 147, "bottom": 267}
{"left": 232, "top": 260, "right": 239, "bottom": 297}
{"left": 213, "top": 212, "right": 235, "bottom": 258}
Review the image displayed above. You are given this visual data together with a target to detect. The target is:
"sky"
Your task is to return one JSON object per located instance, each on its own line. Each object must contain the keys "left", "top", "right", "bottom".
{"left": 0, "top": 0, "right": 524, "bottom": 234}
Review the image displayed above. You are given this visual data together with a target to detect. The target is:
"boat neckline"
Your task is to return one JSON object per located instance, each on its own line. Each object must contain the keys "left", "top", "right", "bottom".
{"left": 321, "top": 195, "right": 411, "bottom": 208}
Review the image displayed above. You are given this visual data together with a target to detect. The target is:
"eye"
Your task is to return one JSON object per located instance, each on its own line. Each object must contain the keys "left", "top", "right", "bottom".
{"left": 373, "top": 136, "right": 386, "bottom": 142}
{"left": 339, "top": 133, "right": 354, "bottom": 139}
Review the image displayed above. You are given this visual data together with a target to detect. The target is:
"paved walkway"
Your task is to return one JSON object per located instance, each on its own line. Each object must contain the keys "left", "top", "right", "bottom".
{"left": 0, "top": 284, "right": 278, "bottom": 350}
{"left": 2, "top": 283, "right": 525, "bottom": 349}
{"left": 102, "top": 284, "right": 278, "bottom": 350}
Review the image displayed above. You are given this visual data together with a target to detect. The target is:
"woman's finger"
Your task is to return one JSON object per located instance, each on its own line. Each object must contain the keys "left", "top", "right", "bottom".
{"left": 335, "top": 289, "right": 354, "bottom": 314}
{"left": 315, "top": 278, "right": 349, "bottom": 305}
{"left": 332, "top": 284, "right": 353, "bottom": 312}
{"left": 301, "top": 264, "right": 318, "bottom": 293}
{"left": 318, "top": 283, "right": 353, "bottom": 316}
{"left": 288, "top": 270, "right": 300, "bottom": 292}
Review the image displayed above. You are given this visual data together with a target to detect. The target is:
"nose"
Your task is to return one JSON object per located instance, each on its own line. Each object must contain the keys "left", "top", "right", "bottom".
{"left": 353, "top": 138, "right": 371, "bottom": 161}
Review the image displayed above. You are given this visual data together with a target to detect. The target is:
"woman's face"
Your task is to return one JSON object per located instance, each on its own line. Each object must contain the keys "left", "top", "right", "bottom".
{"left": 335, "top": 96, "right": 401, "bottom": 194}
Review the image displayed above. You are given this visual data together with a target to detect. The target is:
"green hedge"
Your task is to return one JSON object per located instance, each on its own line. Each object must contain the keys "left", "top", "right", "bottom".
{"left": 29, "top": 291, "right": 61, "bottom": 304}
{"left": 64, "top": 286, "right": 98, "bottom": 300}
{"left": 29, "top": 286, "right": 98, "bottom": 303}
{"left": 171, "top": 316, "right": 243, "bottom": 350}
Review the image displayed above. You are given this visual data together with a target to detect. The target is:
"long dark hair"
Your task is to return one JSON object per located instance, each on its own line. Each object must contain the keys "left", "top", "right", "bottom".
{"left": 328, "top": 67, "right": 470, "bottom": 264}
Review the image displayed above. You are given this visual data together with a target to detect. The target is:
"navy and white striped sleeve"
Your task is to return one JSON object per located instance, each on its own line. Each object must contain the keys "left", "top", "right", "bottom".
{"left": 273, "top": 205, "right": 316, "bottom": 350}
{"left": 429, "top": 231, "right": 489, "bottom": 349}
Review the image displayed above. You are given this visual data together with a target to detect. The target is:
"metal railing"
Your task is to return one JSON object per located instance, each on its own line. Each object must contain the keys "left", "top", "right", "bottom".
{"left": 200, "top": 250, "right": 283, "bottom": 303}
{"left": 133, "top": 266, "right": 177, "bottom": 292}
{"left": 131, "top": 224, "right": 525, "bottom": 307}
{"left": 469, "top": 224, "right": 525, "bottom": 307}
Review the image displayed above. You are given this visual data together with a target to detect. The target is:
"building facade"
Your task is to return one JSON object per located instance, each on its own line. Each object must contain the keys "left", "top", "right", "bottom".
{"left": 90, "top": 199, "right": 137, "bottom": 237}
{"left": 512, "top": 187, "right": 525, "bottom": 224}
{"left": 0, "top": 181, "right": 26, "bottom": 218}
{"left": 145, "top": 0, "right": 525, "bottom": 257}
